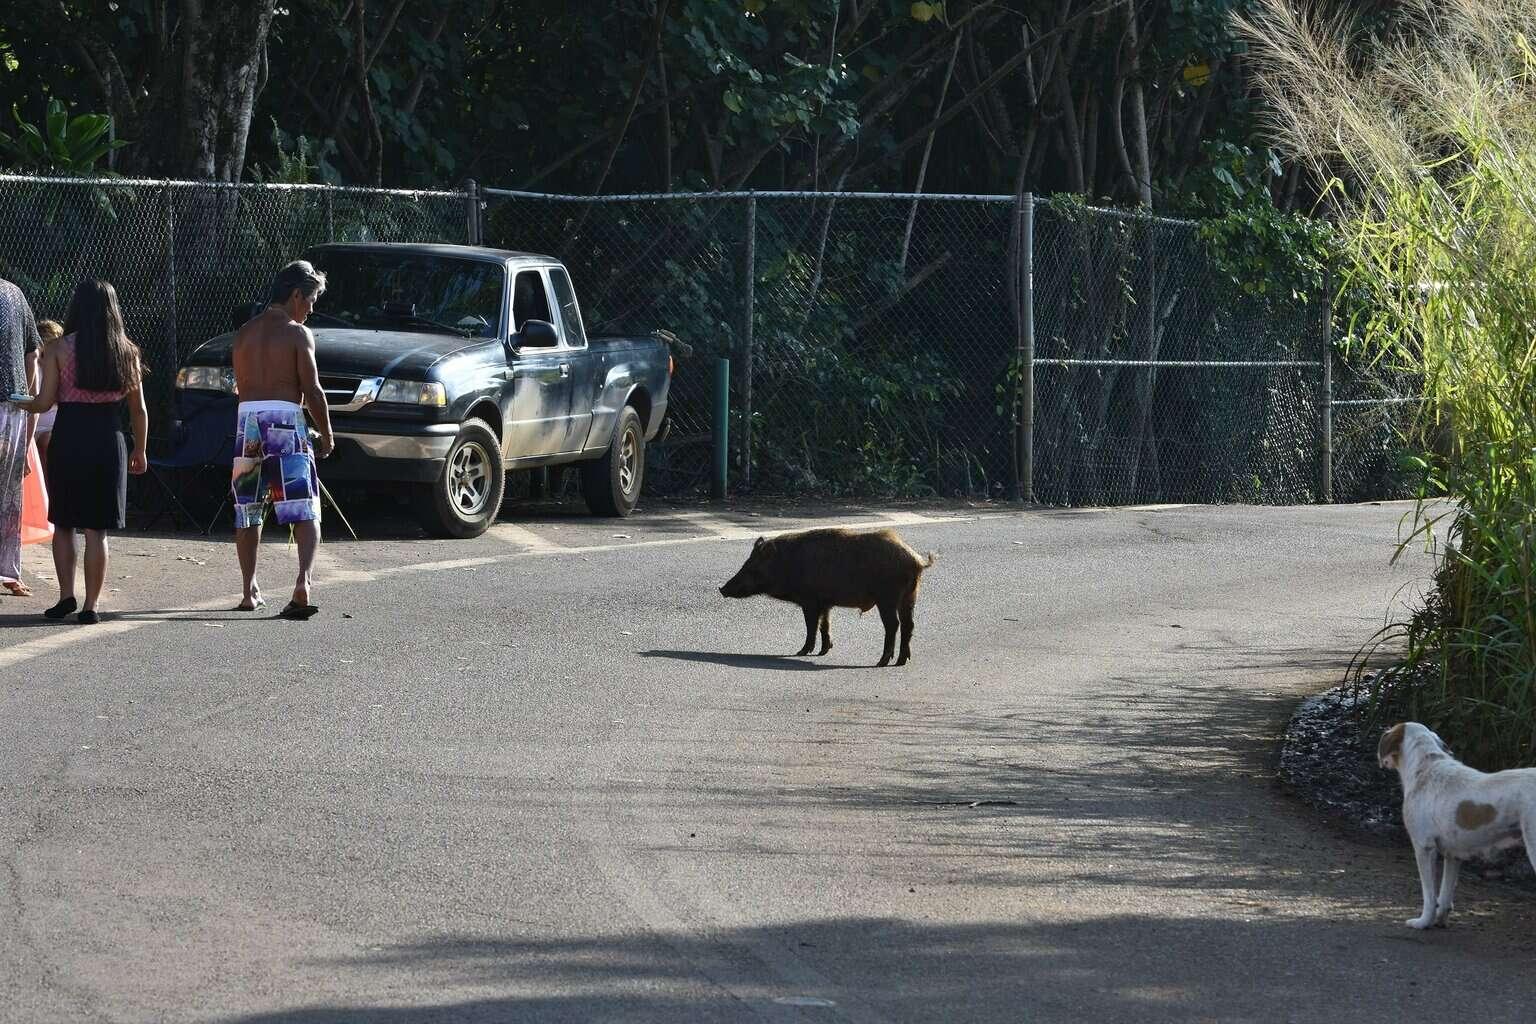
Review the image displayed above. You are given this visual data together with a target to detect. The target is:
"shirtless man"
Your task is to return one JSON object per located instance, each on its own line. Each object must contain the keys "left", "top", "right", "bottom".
{"left": 231, "top": 260, "right": 335, "bottom": 619}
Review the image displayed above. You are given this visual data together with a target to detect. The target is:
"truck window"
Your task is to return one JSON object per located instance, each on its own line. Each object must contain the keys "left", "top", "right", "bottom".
{"left": 549, "top": 268, "right": 588, "bottom": 349}
{"left": 309, "top": 251, "right": 504, "bottom": 338}
{"left": 513, "top": 269, "right": 554, "bottom": 337}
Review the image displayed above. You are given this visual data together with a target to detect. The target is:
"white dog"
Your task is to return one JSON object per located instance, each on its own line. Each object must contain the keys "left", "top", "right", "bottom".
{"left": 1378, "top": 721, "right": 1536, "bottom": 928}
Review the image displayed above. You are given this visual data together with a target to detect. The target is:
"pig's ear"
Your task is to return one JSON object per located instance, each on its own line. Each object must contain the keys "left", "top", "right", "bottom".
{"left": 754, "top": 536, "right": 765, "bottom": 549}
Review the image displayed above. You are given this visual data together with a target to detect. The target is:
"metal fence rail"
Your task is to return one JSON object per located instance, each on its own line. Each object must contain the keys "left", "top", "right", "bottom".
{"left": 0, "top": 173, "right": 1415, "bottom": 508}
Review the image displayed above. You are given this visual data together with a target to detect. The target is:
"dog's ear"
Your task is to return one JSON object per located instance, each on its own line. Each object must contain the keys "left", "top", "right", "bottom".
{"left": 1378, "top": 722, "right": 1408, "bottom": 769}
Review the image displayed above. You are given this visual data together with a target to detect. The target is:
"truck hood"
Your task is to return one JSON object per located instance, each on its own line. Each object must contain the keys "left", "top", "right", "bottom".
{"left": 186, "top": 327, "right": 501, "bottom": 379}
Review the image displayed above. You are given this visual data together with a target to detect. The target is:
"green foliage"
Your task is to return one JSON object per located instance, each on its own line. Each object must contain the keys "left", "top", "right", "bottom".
{"left": 248, "top": 119, "right": 341, "bottom": 186}
{"left": 1243, "top": 0, "right": 1536, "bottom": 767}
{"left": 0, "top": 98, "right": 127, "bottom": 173}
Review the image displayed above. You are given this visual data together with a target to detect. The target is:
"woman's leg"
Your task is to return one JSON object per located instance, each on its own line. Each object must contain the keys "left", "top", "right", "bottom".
{"left": 81, "top": 529, "right": 108, "bottom": 612}
{"left": 51, "top": 528, "right": 76, "bottom": 600}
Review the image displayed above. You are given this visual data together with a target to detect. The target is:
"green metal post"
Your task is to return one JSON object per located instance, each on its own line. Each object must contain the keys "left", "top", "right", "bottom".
{"left": 712, "top": 357, "right": 730, "bottom": 500}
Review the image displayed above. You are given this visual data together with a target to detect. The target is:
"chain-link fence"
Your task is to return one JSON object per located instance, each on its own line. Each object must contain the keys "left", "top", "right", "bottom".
{"left": 0, "top": 172, "right": 1412, "bottom": 509}
{"left": 485, "top": 187, "right": 1410, "bottom": 504}
{"left": 482, "top": 188, "right": 1017, "bottom": 497}
{"left": 1029, "top": 201, "right": 1331, "bottom": 505}
{"left": 0, "top": 174, "right": 468, "bottom": 428}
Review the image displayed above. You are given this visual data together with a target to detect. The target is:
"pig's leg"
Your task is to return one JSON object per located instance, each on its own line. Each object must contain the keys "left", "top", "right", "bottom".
{"left": 876, "top": 603, "right": 899, "bottom": 666}
{"left": 896, "top": 587, "right": 916, "bottom": 666}
{"left": 817, "top": 609, "right": 832, "bottom": 655}
{"left": 796, "top": 604, "right": 819, "bottom": 656}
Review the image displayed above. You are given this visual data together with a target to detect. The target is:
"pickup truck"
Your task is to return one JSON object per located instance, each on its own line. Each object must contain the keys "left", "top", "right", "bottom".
{"left": 174, "top": 242, "right": 672, "bottom": 538}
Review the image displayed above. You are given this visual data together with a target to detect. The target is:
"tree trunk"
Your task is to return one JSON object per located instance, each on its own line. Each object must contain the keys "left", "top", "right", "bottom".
{"left": 898, "top": 30, "right": 963, "bottom": 279}
{"left": 176, "top": 0, "right": 278, "bottom": 182}
{"left": 1125, "top": 3, "right": 1153, "bottom": 208}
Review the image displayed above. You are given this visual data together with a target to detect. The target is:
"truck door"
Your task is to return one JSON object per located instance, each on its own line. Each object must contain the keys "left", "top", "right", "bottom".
{"left": 548, "top": 267, "right": 595, "bottom": 454}
{"left": 505, "top": 268, "right": 568, "bottom": 459}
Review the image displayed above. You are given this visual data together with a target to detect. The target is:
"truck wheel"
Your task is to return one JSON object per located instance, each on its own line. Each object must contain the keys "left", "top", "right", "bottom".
{"left": 582, "top": 405, "right": 644, "bottom": 517}
{"left": 411, "top": 419, "right": 505, "bottom": 538}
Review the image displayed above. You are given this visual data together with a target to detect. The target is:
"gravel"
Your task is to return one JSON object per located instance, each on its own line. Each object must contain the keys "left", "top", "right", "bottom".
{"left": 1279, "top": 677, "right": 1536, "bottom": 883}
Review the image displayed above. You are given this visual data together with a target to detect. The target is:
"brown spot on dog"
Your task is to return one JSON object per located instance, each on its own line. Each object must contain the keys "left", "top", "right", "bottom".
{"left": 1377, "top": 723, "right": 1407, "bottom": 769}
{"left": 1456, "top": 801, "right": 1498, "bottom": 830}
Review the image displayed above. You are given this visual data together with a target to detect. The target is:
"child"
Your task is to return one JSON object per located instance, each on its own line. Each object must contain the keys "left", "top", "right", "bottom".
{"left": 32, "top": 319, "right": 62, "bottom": 473}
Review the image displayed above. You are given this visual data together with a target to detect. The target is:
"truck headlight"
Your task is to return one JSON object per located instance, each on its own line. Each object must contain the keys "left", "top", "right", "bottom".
{"left": 176, "top": 366, "right": 236, "bottom": 392}
{"left": 377, "top": 379, "right": 448, "bottom": 407}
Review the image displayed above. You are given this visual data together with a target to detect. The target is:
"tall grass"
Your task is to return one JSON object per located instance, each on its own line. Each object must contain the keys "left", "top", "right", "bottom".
{"left": 1240, "top": 0, "right": 1536, "bottom": 769}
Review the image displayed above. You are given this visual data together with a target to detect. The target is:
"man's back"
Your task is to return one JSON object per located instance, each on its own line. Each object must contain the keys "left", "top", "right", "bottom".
{"left": 232, "top": 310, "right": 306, "bottom": 404}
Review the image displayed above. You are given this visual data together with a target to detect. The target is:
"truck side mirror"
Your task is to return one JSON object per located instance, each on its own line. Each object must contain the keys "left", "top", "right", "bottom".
{"left": 510, "top": 319, "right": 558, "bottom": 351}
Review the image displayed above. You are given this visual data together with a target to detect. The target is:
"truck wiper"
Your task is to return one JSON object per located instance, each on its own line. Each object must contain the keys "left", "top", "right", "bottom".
{"left": 307, "top": 311, "right": 353, "bottom": 328}
{"left": 385, "top": 313, "right": 474, "bottom": 337}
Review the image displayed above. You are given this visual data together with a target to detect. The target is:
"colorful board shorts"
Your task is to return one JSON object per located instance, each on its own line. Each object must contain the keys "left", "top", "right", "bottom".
{"left": 232, "top": 400, "right": 320, "bottom": 529}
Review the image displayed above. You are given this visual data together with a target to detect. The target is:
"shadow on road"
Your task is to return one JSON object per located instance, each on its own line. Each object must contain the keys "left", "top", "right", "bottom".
{"left": 213, "top": 910, "right": 1536, "bottom": 1024}
{"left": 639, "top": 648, "right": 866, "bottom": 671}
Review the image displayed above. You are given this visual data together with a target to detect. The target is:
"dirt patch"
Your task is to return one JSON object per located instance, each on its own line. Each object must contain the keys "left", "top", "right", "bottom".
{"left": 1279, "top": 677, "right": 1536, "bottom": 884}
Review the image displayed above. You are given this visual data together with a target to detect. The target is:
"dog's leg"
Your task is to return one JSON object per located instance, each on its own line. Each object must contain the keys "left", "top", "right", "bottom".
{"left": 1407, "top": 844, "right": 1439, "bottom": 929}
{"left": 1434, "top": 855, "right": 1461, "bottom": 927}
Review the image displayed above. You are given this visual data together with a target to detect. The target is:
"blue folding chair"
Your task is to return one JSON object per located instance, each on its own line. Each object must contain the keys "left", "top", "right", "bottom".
{"left": 145, "top": 394, "right": 238, "bottom": 534}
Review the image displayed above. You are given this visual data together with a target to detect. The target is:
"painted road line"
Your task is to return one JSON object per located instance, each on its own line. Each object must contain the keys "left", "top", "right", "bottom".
{"left": 661, "top": 510, "right": 760, "bottom": 540}
{"left": 486, "top": 523, "right": 568, "bottom": 554}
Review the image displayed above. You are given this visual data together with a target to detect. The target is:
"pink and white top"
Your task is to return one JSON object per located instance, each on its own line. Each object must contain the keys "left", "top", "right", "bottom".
{"left": 56, "top": 335, "right": 128, "bottom": 404}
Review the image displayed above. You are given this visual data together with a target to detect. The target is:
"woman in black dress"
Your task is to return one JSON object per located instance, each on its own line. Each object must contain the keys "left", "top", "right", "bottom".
{"left": 17, "top": 280, "right": 147, "bottom": 624}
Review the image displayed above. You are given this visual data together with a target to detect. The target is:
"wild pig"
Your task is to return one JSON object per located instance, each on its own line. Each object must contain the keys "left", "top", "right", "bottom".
{"left": 718, "top": 527, "right": 936, "bottom": 666}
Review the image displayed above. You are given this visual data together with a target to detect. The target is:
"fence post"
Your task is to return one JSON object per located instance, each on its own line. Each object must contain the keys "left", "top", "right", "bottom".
{"left": 740, "top": 194, "right": 756, "bottom": 490}
{"left": 325, "top": 187, "right": 335, "bottom": 242}
{"left": 164, "top": 185, "right": 178, "bottom": 380}
{"left": 465, "top": 178, "right": 482, "bottom": 245}
{"left": 1018, "top": 193, "right": 1036, "bottom": 503}
{"left": 713, "top": 357, "right": 730, "bottom": 500}
{"left": 1320, "top": 280, "right": 1334, "bottom": 504}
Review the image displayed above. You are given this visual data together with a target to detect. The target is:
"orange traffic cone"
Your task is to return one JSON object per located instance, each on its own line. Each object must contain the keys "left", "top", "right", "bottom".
{"left": 20, "top": 439, "right": 50, "bottom": 545}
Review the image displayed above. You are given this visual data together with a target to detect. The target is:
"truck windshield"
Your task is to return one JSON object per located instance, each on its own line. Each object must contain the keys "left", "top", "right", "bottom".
{"left": 306, "top": 250, "right": 504, "bottom": 338}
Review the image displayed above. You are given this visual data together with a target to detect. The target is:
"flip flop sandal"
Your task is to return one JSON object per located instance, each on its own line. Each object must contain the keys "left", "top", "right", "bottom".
{"left": 278, "top": 601, "right": 320, "bottom": 621}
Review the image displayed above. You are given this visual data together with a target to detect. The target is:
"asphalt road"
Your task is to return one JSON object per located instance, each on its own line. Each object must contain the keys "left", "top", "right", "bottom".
{"left": 3, "top": 499, "right": 1534, "bottom": 1023}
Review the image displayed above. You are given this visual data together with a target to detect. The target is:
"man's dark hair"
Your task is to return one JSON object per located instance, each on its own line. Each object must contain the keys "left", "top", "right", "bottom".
{"left": 268, "top": 260, "right": 328, "bottom": 305}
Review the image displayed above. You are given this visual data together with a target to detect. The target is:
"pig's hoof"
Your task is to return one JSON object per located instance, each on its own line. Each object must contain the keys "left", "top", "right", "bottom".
{"left": 817, "top": 644, "right": 832, "bottom": 656}
{"left": 876, "top": 657, "right": 892, "bottom": 667}
{"left": 896, "top": 656, "right": 910, "bottom": 666}
{"left": 794, "top": 646, "right": 814, "bottom": 657}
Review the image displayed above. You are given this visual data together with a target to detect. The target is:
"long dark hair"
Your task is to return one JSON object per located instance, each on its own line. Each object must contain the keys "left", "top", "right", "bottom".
{"left": 64, "top": 279, "right": 139, "bottom": 391}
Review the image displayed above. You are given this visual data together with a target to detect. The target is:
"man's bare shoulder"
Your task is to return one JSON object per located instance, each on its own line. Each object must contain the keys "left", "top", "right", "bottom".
{"left": 234, "top": 313, "right": 312, "bottom": 350}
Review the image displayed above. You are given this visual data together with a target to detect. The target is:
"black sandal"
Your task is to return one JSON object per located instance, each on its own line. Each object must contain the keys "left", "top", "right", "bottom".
{"left": 44, "top": 597, "right": 77, "bottom": 620}
{"left": 278, "top": 601, "right": 320, "bottom": 621}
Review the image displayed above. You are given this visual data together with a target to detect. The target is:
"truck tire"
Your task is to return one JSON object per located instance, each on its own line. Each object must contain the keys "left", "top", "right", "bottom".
{"left": 582, "top": 405, "right": 644, "bottom": 517}
{"left": 411, "top": 419, "right": 505, "bottom": 538}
